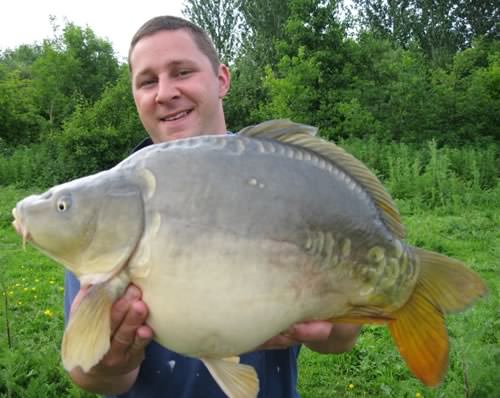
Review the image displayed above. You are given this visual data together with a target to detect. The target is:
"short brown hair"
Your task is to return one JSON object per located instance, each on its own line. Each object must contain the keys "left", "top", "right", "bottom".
{"left": 128, "top": 15, "right": 220, "bottom": 74}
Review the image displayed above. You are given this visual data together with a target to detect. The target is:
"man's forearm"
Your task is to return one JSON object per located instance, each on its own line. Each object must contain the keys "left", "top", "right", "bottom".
{"left": 69, "top": 366, "right": 139, "bottom": 395}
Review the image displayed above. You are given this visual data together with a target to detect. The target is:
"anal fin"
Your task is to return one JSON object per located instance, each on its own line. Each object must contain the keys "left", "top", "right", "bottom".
{"left": 62, "top": 284, "right": 114, "bottom": 372}
{"left": 202, "top": 356, "right": 259, "bottom": 398}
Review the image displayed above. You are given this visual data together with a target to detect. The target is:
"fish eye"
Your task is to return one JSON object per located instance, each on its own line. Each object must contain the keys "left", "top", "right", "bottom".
{"left": 56, "top": 196, "right": 72, "bottom": 212}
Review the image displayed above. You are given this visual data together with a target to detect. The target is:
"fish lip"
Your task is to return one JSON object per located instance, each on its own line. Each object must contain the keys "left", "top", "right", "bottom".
{"left": 12, "top": 207, "right": 31, "bottom": 248}
{"left": 159, "top": 109, "right": 193, "bottom": 121}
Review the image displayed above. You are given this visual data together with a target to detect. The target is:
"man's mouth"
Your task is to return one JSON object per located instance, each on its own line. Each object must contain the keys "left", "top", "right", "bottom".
{"left": 160, "top": 110, "right": 192, "bottom": 122}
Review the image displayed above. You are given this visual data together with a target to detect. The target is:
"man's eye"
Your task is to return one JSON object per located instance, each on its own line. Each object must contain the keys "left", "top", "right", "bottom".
{"left": 178, "top": 69, "right": 192, "bottom": 77}
{"left": 139, "top": 79, "right": 156, "bottom": 87}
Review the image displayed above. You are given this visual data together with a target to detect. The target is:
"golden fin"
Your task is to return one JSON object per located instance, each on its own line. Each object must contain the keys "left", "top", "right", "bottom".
{"left": 238, "top": 119, "right": 405, "bottom": 238}
{"left": 387, "top": 248, "right": 486, "bottom": 386}
{"left": 388, "top": 288, "right": 449, "bottom": 386}
{"left": 413, "top": 247, "right": 488, "bottom": 313}
{"left": 62, "top": 284, "right": 114, "bottom": 372}
{"left": 202, "top": 357, "right": 259, "bottom": 398}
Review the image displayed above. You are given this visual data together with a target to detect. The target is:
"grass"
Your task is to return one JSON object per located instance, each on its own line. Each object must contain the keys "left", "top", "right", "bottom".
{"left": 0, "top": 185, "right": 498, "bottom": 397}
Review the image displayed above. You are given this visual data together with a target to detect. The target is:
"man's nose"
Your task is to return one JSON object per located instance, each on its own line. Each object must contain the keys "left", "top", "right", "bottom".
{"left": 155, "top": 77, "right": 180, "bottom": 103}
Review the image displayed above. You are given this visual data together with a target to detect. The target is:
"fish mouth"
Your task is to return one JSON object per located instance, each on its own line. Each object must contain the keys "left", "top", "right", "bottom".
{"left": 12, "top": 207, "right": 31, "bottom": 249}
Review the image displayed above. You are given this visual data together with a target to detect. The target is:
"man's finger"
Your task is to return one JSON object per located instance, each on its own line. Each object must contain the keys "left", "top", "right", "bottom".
{"left": 128, "top": 325, "right": 154, "bottom": 357}
{"left": 287, "top": 321, "right": 333, "bottom": 342}
{"left": 256, "top": 333, "right": 299, "bottom": 350}
{"left": 110, "top": 300, "right": 149, "bottom": 355}
{"left": 110, "top": 285, "right": 142, "bottom": 334}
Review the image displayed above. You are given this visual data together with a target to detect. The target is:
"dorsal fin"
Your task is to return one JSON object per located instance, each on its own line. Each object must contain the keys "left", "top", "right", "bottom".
{"left": 238, "top": 119, "right": 318, "bottom": 138}
{"left": 238, "top": 120, "right": 405, "bottom": 239}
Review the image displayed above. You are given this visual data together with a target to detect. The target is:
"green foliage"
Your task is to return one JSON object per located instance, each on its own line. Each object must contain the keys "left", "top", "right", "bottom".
{"left": 353, "top": 0, "right": 499, "bottom": 65}
{"left": 239, "top": 0, "right": 291, "bottom": 66}
{"left": 334, "top": 98, "right": 383, "bottom": 138}
{"left": 30, "top": 22, "right": 119, "bottom": 131}
{"left": 256, "top": 31, "right": 499, "bottom": 143}
{"left": 254, "top": 47, "right": 322, "bottom": 124}
{"left": 46, "top": 66, "right": 143, "bottom": 182}
{"left": 0, "top": 67, "right": 143, "bottom": 187}
{"left": 0, "top": 66, "right": 46, "bottom": 146}
{"left": 224, "top": 54, "right": 267, "bottom": 131}
{"left": 0, "top": 44, "right": 42, "bottom": 78}
{"left": 182, "top": 0, "right": 244, "bottom": 65}
{"left": 224, "top": 0, "right": 294, "bottom": 129}
{"left": 339, "top": 137, "right": 500, "bottom": 211}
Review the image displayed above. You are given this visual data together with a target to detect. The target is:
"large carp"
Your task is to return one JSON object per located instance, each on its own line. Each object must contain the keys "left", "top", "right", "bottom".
{"left": 12, "top": 120, "right": 487, "bottom": 397}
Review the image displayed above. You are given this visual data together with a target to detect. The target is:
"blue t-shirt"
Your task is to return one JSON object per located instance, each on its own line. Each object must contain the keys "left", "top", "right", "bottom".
{"left": 64, "top": 273, "right": 301, "bottom": 398}
{"left": 63, "top": 135, "right": 301, "bottom": 397}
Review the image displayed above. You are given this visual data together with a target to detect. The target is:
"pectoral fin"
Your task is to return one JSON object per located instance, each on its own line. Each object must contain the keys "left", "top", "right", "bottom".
{"left": 202, "top": 357, "right": 259, "bottom": 398}
{"left": 62, "top": 284, "right": 114, "bottom": 372}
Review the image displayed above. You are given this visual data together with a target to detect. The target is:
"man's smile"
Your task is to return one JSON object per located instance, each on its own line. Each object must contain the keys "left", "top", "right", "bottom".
{"left": 160, "top": 109, "right": 193, "bottom": 122}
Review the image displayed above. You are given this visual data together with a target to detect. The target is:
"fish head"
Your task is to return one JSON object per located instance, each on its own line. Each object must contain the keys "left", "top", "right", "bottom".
{"left": 12, "top": 171, "right": 145, "bottom": 280}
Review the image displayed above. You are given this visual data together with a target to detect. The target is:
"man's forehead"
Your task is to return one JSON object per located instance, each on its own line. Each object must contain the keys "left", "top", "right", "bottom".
{"left": 130, "top": 30, "right": 206, "bottom": 73}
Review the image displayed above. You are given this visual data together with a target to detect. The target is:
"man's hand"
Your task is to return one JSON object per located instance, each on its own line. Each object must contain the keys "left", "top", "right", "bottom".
{"left": 257, "top": 321, "right": 361, "bottom": 354}
{"left": 68, "top": 284, "right": 154, "bottom": 394}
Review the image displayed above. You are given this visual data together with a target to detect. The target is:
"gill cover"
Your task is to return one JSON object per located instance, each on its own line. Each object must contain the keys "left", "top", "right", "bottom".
{"left": 74, "top": 178, "right": 145, "bottom": 283}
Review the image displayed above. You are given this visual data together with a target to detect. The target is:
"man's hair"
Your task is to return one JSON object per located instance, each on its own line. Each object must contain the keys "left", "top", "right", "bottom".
{"left": 128, "top": 15, "right": 220, "bottom": 73}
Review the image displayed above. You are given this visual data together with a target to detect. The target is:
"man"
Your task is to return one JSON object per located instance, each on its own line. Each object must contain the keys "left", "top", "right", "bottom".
{"left": 64, "top": 15, "right": 361, "bottom": 397}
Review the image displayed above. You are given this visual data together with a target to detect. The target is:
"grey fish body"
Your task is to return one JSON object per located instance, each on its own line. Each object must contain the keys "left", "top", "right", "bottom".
{"left": 12, "top": 120, "right": 486, "bottom": 396}
{"left": 117, "top": 134, "right": 414, "bottom": 356}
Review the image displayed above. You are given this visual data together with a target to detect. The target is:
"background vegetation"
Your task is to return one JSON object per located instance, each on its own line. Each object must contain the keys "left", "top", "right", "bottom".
{"left": 1, "top": 0, "right": 499, "bottom": 397}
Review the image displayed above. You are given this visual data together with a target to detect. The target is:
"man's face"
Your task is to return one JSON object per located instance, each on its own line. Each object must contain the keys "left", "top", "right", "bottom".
{"left": 130, "top": 29, "right": 230, "bottom": 143}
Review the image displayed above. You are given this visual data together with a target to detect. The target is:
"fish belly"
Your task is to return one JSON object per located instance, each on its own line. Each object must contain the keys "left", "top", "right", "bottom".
{"left": 132, "top": 231, "right": 346, "bottom": 357}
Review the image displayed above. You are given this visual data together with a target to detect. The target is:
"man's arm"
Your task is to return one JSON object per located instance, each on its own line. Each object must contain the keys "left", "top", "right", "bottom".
{"left": 64, "top": 274, "right": 153, "bottom": 395}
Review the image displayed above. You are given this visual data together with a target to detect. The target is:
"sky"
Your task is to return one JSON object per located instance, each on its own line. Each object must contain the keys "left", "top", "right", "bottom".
{"left": 0, "top": 0, "right": 185, "bottom": 61}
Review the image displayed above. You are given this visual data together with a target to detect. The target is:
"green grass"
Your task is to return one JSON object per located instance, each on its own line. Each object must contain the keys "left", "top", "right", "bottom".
{"left": 1, "top": 185, "right": 498, "bottom": 397}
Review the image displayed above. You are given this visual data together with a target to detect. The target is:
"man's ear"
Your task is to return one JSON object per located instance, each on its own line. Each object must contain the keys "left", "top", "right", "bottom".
{"left": 218, "top": 64, "right": 231, "bottom": 98}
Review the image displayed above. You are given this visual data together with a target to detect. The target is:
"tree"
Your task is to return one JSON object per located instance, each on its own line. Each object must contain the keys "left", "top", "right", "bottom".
{"left": 182, "top": 0, "right": 244, "bottom": 65}
{"left": 0, "top": 65, "right": 45, "bottom": 146}
{"left": 31, "top": 21, "right": 119, "bottom": 130}
{"left": 239, "top": 0, "right": 291, "bottom": 67}
{"left": 0, "top": 44, "right": 42, "bottom": 79}
{"left": 453, "top": 0, "right": 499, "bottom": 46}
{"left": 43, "top": 65, "right": 144, "bottom": 182}
{"left": 353, "top": 0, "right": 499, "bottom": 65}
{"left": 252, "top": 0, "right": 352, "bottom": 134}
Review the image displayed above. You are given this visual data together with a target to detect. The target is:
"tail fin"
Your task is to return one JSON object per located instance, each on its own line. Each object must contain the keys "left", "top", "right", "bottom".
{"left": 388, "top": 247, "right": 487, "bottom": 386}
